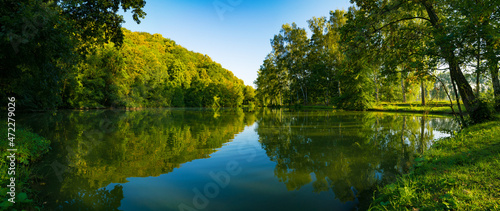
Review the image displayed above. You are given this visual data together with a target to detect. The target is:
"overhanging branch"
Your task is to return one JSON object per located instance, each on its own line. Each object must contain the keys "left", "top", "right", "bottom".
{"left": 372, "top": 17, "right": 431, "bottom": 33}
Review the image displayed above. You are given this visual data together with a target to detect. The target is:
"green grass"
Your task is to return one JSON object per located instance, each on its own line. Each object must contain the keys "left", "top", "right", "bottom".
{"left": 299, "top": 105, "right": 336, "bottom": 109}
{"left": 370, "top": 115, "right": 500, "bottom": 210}
{"left": 371, "top": 101, "right": 467, "bottom": 114}
{"left": 0, "top": 124, "right": 51, "bottom": 210}
{"left": 264, "top": 101, "right": 465, "bottom": 114}
{"left": 260, "top": 104, "right": 337, "bottom": 110}
{"left": 378, "top": 100, "right": 452, "bottom": 107}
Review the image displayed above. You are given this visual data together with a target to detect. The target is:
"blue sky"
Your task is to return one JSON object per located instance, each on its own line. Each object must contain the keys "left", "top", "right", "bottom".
{"left": 120, "top": 0, "right": 352, "bottom": 87}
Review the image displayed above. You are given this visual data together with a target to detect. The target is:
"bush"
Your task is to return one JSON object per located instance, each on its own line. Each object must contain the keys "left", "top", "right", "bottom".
{"left": 468, "top": 98, "right": 494, "bottom": 124}
{"left": 0, "top": 124, "right": 51, "bottom": 210}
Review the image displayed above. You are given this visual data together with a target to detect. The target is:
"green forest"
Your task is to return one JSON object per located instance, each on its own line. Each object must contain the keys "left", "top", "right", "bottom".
{"left": 255, "top": 0, "right": 500, "bottom": 123}
{"left": 2, "top": 1, "right": 500, "bottom": 210}
{"left": 1, "top": 0, "right": 255, "bottom": 110}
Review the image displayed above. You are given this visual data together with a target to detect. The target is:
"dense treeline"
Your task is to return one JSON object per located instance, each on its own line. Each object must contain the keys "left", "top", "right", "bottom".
{"left": 255, "top": 1, "right": 500, "bottom": 123}
{"left": 0, "top": 0, "right": 254, "bottom": 110}
{"left": 66, "top": 29, "right": 254, "bottom": 108}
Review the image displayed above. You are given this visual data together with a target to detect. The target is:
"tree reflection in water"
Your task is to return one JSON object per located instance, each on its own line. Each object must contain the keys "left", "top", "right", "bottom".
{"left": 58, "top": 184, "right": 124, "bottom": 211}
{"left": 19, "top": 108, "right": 457, "bottom": 210}
{"left": 21, "top": 108, "right": 255, "bottom": 210}
{"left": 255, "top": 109, "right": 458, "bottom": 202}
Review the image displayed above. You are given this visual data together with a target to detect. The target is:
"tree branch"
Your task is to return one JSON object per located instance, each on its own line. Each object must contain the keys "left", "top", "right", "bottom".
{"left": 372, "top": 17, "right": 431, "bottom": 33}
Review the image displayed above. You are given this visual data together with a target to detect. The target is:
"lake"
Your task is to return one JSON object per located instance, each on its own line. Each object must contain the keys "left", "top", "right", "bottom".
{"left": 20, "top": 108, "right": 458, "bottom": 210}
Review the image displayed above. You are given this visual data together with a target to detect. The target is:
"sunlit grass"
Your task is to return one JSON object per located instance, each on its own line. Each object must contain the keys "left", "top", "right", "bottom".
{"left": 370, "top": 114, "right": 500, "bottom": 210}
{"left": 371, "top": 101, "right": 467, "bottom": 114}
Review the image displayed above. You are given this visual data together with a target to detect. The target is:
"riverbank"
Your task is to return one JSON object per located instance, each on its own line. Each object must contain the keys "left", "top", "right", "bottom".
{"left": 269, "top": 102, "right": 466, "bottom": 115}
{"left": 0, "top": 124, "right": 51, "bottom": 210}
{"left": 369, "top": 101, "right": 467, "bottom": 114}
{"left": 369, "top": 114, "right": 500, "bottom": 210}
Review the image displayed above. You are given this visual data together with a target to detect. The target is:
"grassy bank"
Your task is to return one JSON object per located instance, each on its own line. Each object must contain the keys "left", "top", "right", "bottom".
{"left": 370, "top": 101, "right": 467, "bottom": 114}
{"left": 0, "top": 124, "right": 51, "bottom": 210}
{"left": 370, "top": 115, "right": 500, "bottom": 210}
{"left": 262, "top": 101, "right": 466, "bottom": 115}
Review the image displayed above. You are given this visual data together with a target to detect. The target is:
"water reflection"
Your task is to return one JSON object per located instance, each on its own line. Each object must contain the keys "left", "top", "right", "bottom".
{"left": 19, "top": 109, "right": 457, "bottom": 210}
{"left": 21, "top": 108, "right": 255, "bottom": 210}
{"left": 59, "top": 184, "right": 124, "bottom": 211}
{"left": 255, "top": 109, "right": 458, "bottom": 203}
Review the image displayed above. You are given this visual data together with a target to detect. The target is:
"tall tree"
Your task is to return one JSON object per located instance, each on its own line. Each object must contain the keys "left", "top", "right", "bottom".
{"left": 0, "top": 0, "right": 147, "bottom": 109}
{"left": 351, "top": 0, "right": 493, "bottom": 121}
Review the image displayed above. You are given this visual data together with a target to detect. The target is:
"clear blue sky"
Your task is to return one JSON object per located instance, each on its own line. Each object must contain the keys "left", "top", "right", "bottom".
{"left": 120, "top": 0, "right": 352, "bottom": 87}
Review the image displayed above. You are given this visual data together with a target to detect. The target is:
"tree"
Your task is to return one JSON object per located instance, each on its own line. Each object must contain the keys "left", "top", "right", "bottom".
{"left": 0, "top": 0, "right": 147, "bottom": 110}
{"left": 58, "top": 0, "right": 147, "bottom": 52}
{"left": 255, "top": 11, "right": 349, "bottom": 107}
{"left": 351, "top": 0, "right": 494, "bottom": 121}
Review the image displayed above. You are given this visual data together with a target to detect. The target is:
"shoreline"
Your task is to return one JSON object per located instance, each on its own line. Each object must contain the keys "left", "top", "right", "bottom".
{"left": 369, "top": 114, "right": 500, "bottom": 210}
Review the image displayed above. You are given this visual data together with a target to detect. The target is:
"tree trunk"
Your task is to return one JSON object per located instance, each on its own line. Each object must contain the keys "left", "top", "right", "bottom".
{"left": 433, "top": 73, "right": 457, "bottom": 114}
{"left": 476, "top": 35, "right": 481, "bottom": 96}
{"left": 421, "top": 79, "right": 425, "bottom": 106}
{"left": 304, "top": 86, "right": 308, "bottom": 105}
{"left": 486, "top": 37, "right": 500, "bottom": 111}
{"left": 422, "top": 1, "right": 477, "bottom": 114}
{"left": 449, "top": 57, "right": 477, "bottom": 112}
{"left": 296, "top": 86, "right": 299, "bottom": 104}
{"left": 300, "top": 84, "right": 306, "bottom": 105}
{"left": 279, "top": 91, "right": 282, "bottom": 106}
{"left": 401, "top": 77, "right": 406, "bottom": 103}
{"left": 490, "top": 62, "right": 500, "bottom": 111}
{"left": 325, "top": 89, "right": 330, "bottom": 106}
{"left": 482, "top": 20, "right": 500, "bottom": 111}
{"left": 451, "top": 74, "right": 466, "bottom": 125}
{"left": 338, "top": 80, "right": 341, "bottom": 96}
{"left": 476, "top": 63, "right": 480, "bottom": 96}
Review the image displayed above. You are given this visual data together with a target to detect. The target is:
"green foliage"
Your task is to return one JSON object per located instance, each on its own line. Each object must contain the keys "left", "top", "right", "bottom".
{"left": 0, "top": 0, "right": 147, "bottom": 110}
{"left": 334, "top": 65, "right": 374, "bottom": 110}
{"left": 171, "top": 86, "right": 185, "bottom": 107}
{"left": 2, "top": 1, "right": 252, "bottom": 110}
{"left": 60, "top": 0, "right": 147, "bottom": 51}
{"left": 255, "top": 11, "right": 348, "bottom": 107}
{"left": 0, "top": 124, "right": 51, "bottom": 210}
{"left": 243, "top": 85, "right": 256, "bottom": 105}
{"left": 64, "top": 29, "right": 253, "bottom": 108}
{"left": 0, "top": 0, "right": 73, "bottom": 110}
{"left": 468, "top": 98, "right": 495, "bottom": 124}
{"left": 370, "top": 118, "right": 500, "bottom": 210}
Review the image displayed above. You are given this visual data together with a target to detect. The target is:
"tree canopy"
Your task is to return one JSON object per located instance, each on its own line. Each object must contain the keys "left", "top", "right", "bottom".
{"left": 65, "top": 29, "right": 253, "bottom": 108}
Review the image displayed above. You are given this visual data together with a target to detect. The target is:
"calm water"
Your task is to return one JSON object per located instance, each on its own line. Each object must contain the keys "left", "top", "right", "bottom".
{"left": 20, "top": 108, "right": 458, "bottom": 211}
